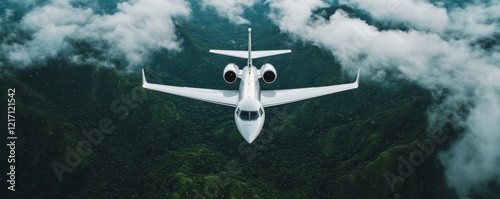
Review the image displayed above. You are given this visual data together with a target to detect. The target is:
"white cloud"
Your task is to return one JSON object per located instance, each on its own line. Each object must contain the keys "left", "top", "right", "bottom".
{"left": 201, "top": 0, "right": 258, "bottom": 24}
{"left": 268, "top": 0, "right": 500, "bottom": 198}
{"left": 341, "top": 0, "right": 500, "bottom": 38}
{"left": 440, "top": 89, "right": 500, "bottom": 197}
{"left": 340, "top": 0, "right": 449, "bottom": 33}
{"left": 447, "top": 3, "right": 500, "bottom": 38}
{"left": 3, "top": 0, "right": 93, "bottom": 67}
{"left": 1, "top": 0, "right": 191, "bottom": 70}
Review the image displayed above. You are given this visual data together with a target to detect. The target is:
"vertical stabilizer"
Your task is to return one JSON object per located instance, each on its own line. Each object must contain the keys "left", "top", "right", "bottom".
{"left": 248, "top": 28, "right": 252, "bottom": 72}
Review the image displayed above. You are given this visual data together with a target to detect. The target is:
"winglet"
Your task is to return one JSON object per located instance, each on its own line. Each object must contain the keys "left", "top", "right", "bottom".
{"left": 354, "top": 68, "right": 360, "bottom": 88}
{"left": 142, "top": 68, "right": 148, "bottom": 87}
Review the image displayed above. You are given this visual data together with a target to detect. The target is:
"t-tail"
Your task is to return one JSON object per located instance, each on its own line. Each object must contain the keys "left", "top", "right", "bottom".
{"left": 248, "top": 28, "right": 252, "bottom": 68}
{"left": 209, "top": 28, "right": 291, "bottom": 67}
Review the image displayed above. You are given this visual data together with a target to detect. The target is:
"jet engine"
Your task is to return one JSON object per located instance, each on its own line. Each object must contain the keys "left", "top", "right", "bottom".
{"left": 260, "top": 63, "right": 277, "bottom": 83}
{"left": 223, "top": 63, "right": 239, "bottom": 83}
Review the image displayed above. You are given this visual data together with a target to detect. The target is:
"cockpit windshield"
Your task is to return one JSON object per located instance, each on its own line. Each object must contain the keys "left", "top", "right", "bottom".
{"left": 238, "top": 109, "right": 261, "bottom": 121}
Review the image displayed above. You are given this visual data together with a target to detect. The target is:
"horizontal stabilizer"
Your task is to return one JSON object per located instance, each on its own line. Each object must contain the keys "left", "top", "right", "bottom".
{"left": 209, "top": 49, "right": 291, "bottom": 59}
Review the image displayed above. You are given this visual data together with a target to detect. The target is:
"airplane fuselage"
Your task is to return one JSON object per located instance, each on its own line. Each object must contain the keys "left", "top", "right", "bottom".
{"left": 239, "top": 66, "right": 260, "bottom": 100}
{"left": 234, "top": 65, "right": 265, "bottom": 143}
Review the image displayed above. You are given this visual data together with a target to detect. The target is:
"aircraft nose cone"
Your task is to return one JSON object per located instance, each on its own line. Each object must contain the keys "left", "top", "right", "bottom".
{"left": 240, "top": 124, "right": 261, "bottom": 143}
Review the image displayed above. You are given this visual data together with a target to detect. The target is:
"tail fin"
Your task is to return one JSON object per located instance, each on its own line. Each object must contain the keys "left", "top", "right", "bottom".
{"left": 248, "top": 28, "right": 252, "bottom": 67}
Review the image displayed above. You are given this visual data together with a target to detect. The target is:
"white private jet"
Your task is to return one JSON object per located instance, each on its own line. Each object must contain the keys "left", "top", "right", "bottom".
{"left": 142, "top": 28, "right": 360, "bottom": 143}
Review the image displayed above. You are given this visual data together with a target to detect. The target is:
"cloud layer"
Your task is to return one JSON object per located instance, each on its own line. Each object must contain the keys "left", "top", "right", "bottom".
{"left": 340, "top": 0, "right": 449, "bottom": 33}
{"left": 268, "top": 0, "right": 500, "bottom": 198}
{"left": 1, "top": 0, "right": 190, "bottom": 70}
{"left": 201, "top": 0, "right": 258, "bottom": 24}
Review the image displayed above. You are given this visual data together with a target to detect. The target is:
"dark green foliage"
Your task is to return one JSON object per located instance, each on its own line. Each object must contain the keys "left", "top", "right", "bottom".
{"left": 0, "top": 2, "right": 461, "bottom": 199}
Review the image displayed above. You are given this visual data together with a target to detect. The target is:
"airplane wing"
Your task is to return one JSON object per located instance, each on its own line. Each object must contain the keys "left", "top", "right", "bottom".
{"left": 142, "top": 69, "right": 239, "bottom": 107}
{"left": 209, "top": 50, "right": 291, "bottom": 59}
{"left": 260, "top": 69, "right": 360, "bottom": 107}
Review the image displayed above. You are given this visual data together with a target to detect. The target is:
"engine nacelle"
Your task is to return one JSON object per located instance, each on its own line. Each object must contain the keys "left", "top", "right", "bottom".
{"left": 260, "top": 63, "right": 277, "bottom": 83}
{"left": 223, "top": 63, "right": 239, "bottom": 83}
